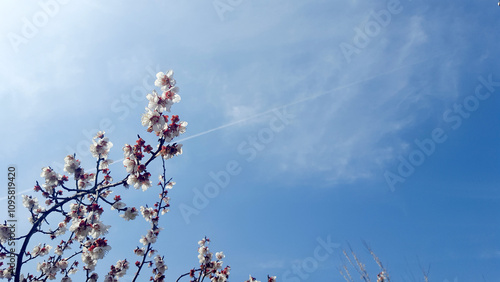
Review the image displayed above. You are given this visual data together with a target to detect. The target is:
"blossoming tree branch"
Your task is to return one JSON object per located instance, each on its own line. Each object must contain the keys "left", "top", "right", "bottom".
{"left": 0, "top": 70, "right": 276, "bottom": 282}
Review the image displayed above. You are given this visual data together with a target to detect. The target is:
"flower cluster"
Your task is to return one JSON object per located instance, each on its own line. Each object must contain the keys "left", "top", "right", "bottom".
{"left": 40, "top": 166, "right": 68, "bottom": 195}
{"left": 35, "top": 257, "right": 77, "bottom": 281}
{"left": 36, "top": 260, "right": 59, "bottom": 279}
{"left": 154, "top": 70, "right": 177, "bottom": 92}
{"left": 0, "top": 224, "right": 10, "bottom": 244}
{"left": 81, "top": 238, "right": 111, "bottom": 271}
{"left": 377, "top": 271, "right": 388, "bottom": 282}
{"left": 63, "top": 154, "right": 96, "bottom": 189}
{"left": 245, "top": 276, "right": 259, "bottom": 282}
{"left": 0, "top": 267, "right": 13, "bottom": 280}
{"left": 147, "top": 70, "right": 180, "bottom": 114}
{"left": 68, "top": 203, "right": 109, "bottom": 242}
{"left": 31, "top": 244, "right": 51, "bottom": 257}
{"left": 140, "top": 206, "right": 158, "bottom": 223}
{"left": 142, "top": 70, "right": 187, "bottom": 142}
{"left": 133, "top": 247, "right": 146, "bottom": 257}
{"left": 139, "top": 229, "right": 159, "bottom": 246}
{"left": 23, "top": 194, "right": 46, "bottom": 222}
{"left": 123, "top": 138, "right": 153, "bottom": 191}
{"left": 120, "top": 207, "right": 139, "bottom": 221}
{"left": 63, "top": 155, "right": 81, "bottom": 175}
{"left": 104, "top": 259, "right": 129, "bottom": 281}
{"left": 150, "top": 255, "right": 167, "bottom": 281}
{"left": 89, "top": 131, "right": 114, "bottom": 188}
{"left": 22, "top": 195, "right": 39, "bottom": 210}
{"left": 90, "top": 131, "right": 113, "bottom": 159}
{"left": 193, "top": 237, "right": 231, "bottom": 282}
{"left": 158, "top": 143, "right": 183, "bottom": 160}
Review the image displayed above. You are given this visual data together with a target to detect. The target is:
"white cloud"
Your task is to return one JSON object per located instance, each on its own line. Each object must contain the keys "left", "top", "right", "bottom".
{"left": 0, "top": 0, "right": 468, "bottom": 187}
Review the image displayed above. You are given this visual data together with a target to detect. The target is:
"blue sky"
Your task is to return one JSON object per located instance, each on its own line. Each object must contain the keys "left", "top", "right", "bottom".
{"left": 1, "top": 0, "right": 499, "bottom": 281}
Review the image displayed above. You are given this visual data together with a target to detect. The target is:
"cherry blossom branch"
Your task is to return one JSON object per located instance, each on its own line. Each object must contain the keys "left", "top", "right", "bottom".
{"left": 176, "top": 270, "right": 200, "bottom": 282}
{"left": 0, "top": 243, "right": 13, "bottom": 255}
{"left": 0, "top": 69, "right": 276, "bottom": 282}
{"left": 131, "top": 242, "right": 153, "bottom": 281}
{"left": 131, "top": 157, "right": 171, "bottom": 282}
{"left": 15, "top": 191, "right": 83, "bottom": 279}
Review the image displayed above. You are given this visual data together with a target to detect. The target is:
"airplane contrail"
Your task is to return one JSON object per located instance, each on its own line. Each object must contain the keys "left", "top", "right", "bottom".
{"left": 178, "top": 56, "right": 438, "bottom": 143}
{"left": 181, "top": 54, "right": 441, "bottom": 141}
{"left": 86, "top": 55, "right": 441, "bottom": 171}
{"left": 0, "top": 55, "right": 440, "bottom": 201}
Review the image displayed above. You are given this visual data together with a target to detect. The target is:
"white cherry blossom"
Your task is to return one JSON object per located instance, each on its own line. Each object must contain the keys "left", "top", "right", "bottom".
{"left": 120, "top": 207, "right": 139, "bottom": 221}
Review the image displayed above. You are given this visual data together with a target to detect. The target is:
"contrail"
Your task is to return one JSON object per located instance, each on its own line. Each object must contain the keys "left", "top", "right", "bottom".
{"left": 192, "top": 54, "right": 441, "bottom": 136}
{"left": 94, "top": 56, "right": 439, "bottom": 170}
{"left": 0, "top": 55, "right": 440, "bottom": 201}
{"left": 177, "top": 56, "right": 437, "bottom": 143}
